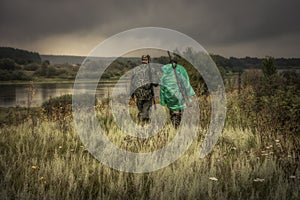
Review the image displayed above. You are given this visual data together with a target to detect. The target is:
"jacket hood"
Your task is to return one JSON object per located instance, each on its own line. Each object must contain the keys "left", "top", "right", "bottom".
{"left": 162, "top": 63, "right": 177, "bottom": 73}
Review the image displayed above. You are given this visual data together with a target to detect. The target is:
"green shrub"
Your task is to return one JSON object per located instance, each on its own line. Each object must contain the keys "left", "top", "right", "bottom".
{"left": 0, "top": 58, "right": 16, "bottom": 70}
{"left": 42, "top": 94, "right": 98, "bottom": 120}
{"left": 46, "top": 66, "right": 58, "bottom": 77}
{"left": 0, "top": 70, "right": 32, "bottom": 81}
{"left": 23, "top": 63, "right": 40, "bottom": 71}
{"left": 42, "top": 94, "right": 72, "bottom": 116}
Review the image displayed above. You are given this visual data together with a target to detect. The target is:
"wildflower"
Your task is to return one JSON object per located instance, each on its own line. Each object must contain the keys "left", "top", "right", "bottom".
{"left": 253, "top": 178, "right": 264, "bottom": 182}
{"left": 58, "top": 146, "right": 62, "bottom": 149}
{"left": 261, "top": 150, "right": 268, "bottom": 156}
{"left": 31, "top": 165, "right": 38, "bottom": 169}
{"left": 209, "top": 177, "right": 218, "bottom": 181}
{"left": 275, "top": 139, "right": 280, "bottom": 143}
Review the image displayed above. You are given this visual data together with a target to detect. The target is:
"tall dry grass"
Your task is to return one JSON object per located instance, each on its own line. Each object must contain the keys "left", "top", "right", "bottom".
{"left": 0, "top": 90, "right": 299, "bottom": 199}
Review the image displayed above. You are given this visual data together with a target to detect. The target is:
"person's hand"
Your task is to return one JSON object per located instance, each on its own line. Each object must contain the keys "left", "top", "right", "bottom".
{"left": 131, "top": 93, "right": 134, "bottom": 99}
{"left": 186, "top": 101, "right": 192, "bottom": 107}
{"left": 185, "top": 95, "right": 194, "bottom": 107}
{"left": 129, "top": 95, "right": 135, "bottom": 105}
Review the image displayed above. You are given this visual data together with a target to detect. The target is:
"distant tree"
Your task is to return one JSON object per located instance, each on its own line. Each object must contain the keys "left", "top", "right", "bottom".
{"left": 217, "top": 65, "right": 227, "bottom": 80}
{"left": 43, "top": 60, "right": 50, "bottom": 66}
{"left": 23, "top": 63, "right": 40, "bottom": 71}
{"left": 46, "top": 66, "right": 57, "bottom": 77}
{"left": 41, "top": 60, "right": 50, "bottom": 76}
{"left": 11, "top": 70, "right": 32, "bottom": 80}
{"left": 0, "top": 69, "right": 31, "bottom": 81}
{"left": 0, "top": 47, "right": 41, "bottom": 64}
{"left": 261, "top": 56, "right": 277, "bottom": 79}
{"left": 242, "top": 69, "right": 263, "bottom": 88}
{"left": 0, "top": 58, "right": 16, "bottom": 70}
{"left": 154, "top": 56, "right": 169, "bottom": 65}
{"left": 211, "top": 54, "right": 232, "bottom": 69}
{"left": 229, "top": 57, "right": 246, "bottom": 71}
{"left": 280, "top": 70, "right": 300, "bottom": 89}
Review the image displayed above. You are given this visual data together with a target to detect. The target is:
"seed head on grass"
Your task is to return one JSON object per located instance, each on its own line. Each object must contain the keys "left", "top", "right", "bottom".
{"left": 209, "top": 177, "right": 218, "bottom": 181}
{"left": 31, "top": 165, "right": 38, "bottom": 169}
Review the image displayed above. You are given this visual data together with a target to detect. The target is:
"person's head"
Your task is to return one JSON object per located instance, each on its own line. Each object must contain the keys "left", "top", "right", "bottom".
{"left": 141, "top": 55, "right": 150, "bottom": 64}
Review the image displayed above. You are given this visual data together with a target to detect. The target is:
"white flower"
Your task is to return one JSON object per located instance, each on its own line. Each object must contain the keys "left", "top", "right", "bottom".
{"left": 209, "top": 177, "right": 218, "bottom": 181}
{"left": 253, "top": 178, "right": 264, "bottom": 182}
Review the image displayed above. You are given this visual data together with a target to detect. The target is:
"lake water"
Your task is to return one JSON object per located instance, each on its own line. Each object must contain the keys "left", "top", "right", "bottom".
{"left": 0, "top": 82, "right": 126, "bottom": 107}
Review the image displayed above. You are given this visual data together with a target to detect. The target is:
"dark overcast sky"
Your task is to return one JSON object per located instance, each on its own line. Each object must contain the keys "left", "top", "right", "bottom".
{"left": 0, "top": 0, "right": 299, "bottom": 57}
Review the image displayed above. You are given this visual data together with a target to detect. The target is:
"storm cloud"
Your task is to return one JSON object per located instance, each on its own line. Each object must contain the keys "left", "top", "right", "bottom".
{"left": 0, "top": 0, "right": 299, "bottom": 57}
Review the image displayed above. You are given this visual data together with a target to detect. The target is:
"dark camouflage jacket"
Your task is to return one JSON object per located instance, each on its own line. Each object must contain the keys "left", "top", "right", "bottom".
{"left": 130, "top": 63, "right": 160, "bottom": 101}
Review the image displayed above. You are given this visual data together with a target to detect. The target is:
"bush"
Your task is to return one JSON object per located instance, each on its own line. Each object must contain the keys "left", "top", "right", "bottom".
{"left": 280, "top": 70, "right": 300, "bottom": 89}
{"left": 0, "top": 70, "right": 12, "bottom": 81}
{"left": 42, "top": 94, "right": 98, "bottom": 120}
{"left": 11, "top": 70, "right": 32, "bottom": 81}
{"left": 0, "top": 58, "right": 16, "bottom": 70}
{"left": 231, "top": 70, "right": 300, "bottom": 137}
{"left": 101, "top": 72, "right": 113, "bottom": 79}
{"left": 0, "top": 70, "right": 32, "bottom": 81}
{"left": 42, "top": 94, "right": 72, "bottom": 116}
{"left": 23, "top": 63, "right": 40, "bottom": 71}
{"left": 46, "top": 66, "right": 57, "bottom": 77}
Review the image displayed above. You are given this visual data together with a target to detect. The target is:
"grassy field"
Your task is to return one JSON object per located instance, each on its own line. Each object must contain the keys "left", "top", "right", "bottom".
{"left": 0, "top": 91, "right": 299, "bottom": 200}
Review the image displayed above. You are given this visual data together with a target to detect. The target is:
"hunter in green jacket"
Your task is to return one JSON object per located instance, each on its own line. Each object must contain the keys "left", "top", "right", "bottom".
{"left": 160, "top": 63, "right": 195, "bottom": 127}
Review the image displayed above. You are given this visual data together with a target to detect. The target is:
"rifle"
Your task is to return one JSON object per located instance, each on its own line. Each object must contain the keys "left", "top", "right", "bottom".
{"left": 147, "top": 56, "right": 156, "bottom": 110}
{"left": 167, "top": 51, "right": 192, "bottom": 107}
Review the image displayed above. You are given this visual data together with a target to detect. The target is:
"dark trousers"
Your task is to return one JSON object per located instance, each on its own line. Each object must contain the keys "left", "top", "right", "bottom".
{"left": 169, "top": 109, "right": 183, "bottom": 128}
{"left": 136, "top": 99, "right": 152, "bottom": 122}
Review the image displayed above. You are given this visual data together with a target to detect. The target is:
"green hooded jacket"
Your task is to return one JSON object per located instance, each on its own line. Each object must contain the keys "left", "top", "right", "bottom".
{"left": 160, "top": 63, "right": 195, "bottom": 111}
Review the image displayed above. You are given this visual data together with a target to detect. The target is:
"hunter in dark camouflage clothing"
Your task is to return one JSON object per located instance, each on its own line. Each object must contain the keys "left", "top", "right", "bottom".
{"left": 130, "top": 55, "right": 158, "bottom": 123}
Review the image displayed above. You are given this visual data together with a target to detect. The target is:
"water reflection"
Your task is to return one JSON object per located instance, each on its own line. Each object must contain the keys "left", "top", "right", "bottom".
{"left": 0, "top": 82, "right": 124, "bottom": 107}
{"left": 0, "top": 85, "right": 16, "bottom": 107}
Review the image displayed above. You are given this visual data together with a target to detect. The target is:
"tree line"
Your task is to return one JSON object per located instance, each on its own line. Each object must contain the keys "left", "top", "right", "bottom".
{"left": 0, "top": 47, "right": 41, "bottom": 65}
{"left": 0, "top": 47, "right": 299, "bottom": 81}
